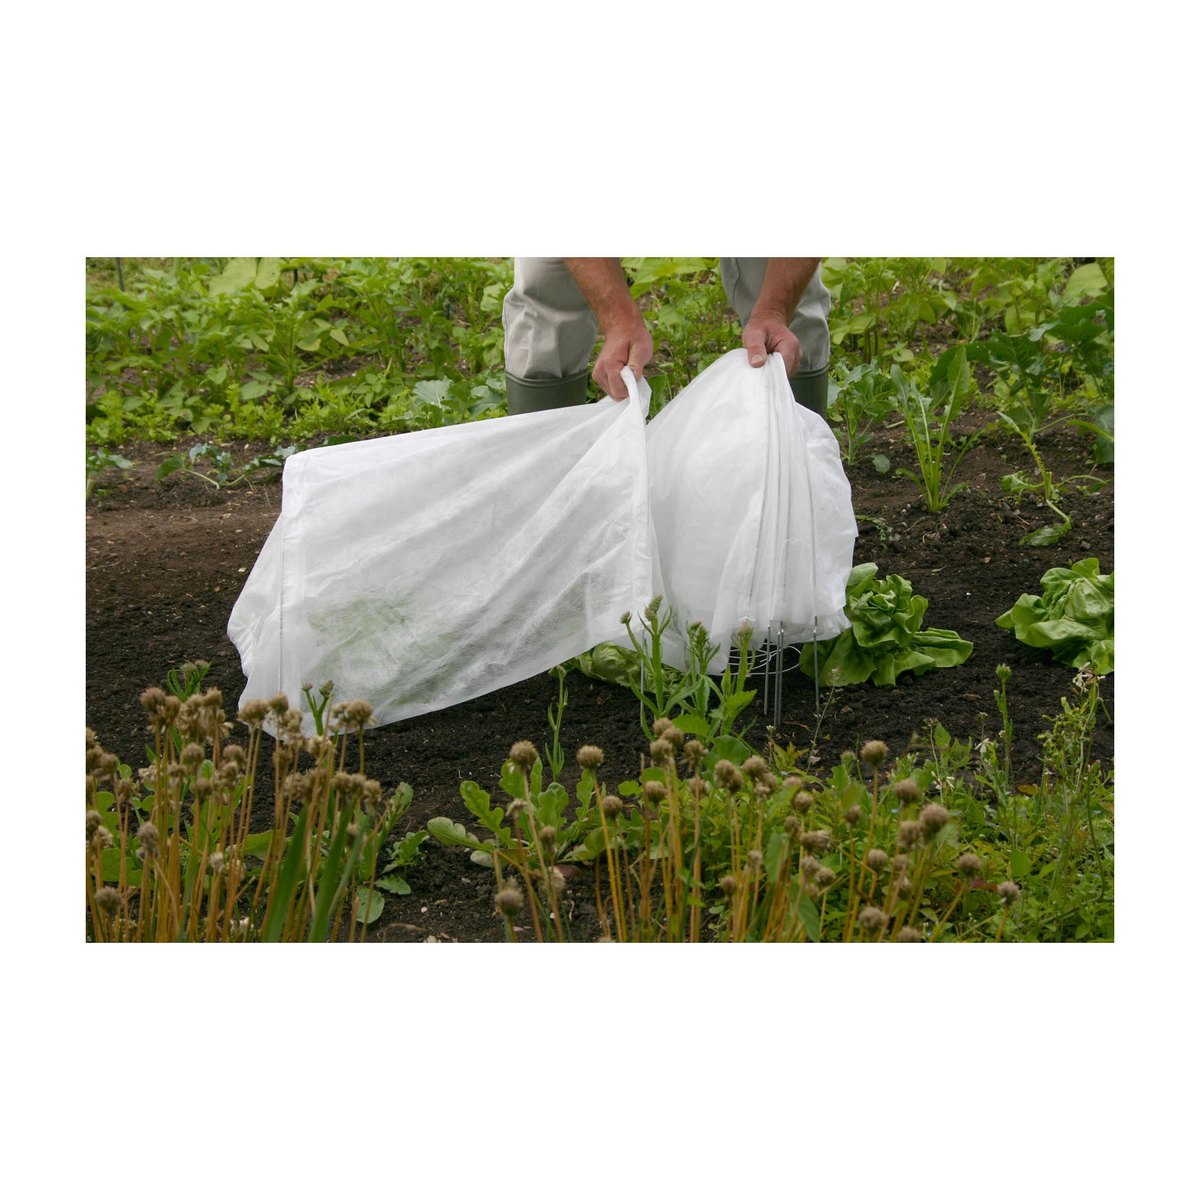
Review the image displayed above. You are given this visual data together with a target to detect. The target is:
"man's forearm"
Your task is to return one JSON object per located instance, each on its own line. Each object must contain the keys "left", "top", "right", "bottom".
{"left": 563, "top": 258, "right": 642, "bottom": 334}
{"left": 751, "top": 258, "right": 821, "bottom": 325}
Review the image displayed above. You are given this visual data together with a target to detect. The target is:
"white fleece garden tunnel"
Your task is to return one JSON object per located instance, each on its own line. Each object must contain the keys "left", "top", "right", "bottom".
{"left": 228, "top": 350, "right": 857, "bottom": 733}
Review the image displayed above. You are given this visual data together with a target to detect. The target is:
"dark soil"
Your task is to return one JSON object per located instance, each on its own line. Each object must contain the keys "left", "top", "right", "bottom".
{"left": 86, "top": 419, "right": 1114, "bottom": 942}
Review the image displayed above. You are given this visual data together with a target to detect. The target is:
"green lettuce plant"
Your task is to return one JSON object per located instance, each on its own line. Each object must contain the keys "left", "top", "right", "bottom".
{"left": 798, "top": 563, "right": 974, "bottom": 687}
{"left": 996, "top": 558, "right": 1113, "bottom": 674}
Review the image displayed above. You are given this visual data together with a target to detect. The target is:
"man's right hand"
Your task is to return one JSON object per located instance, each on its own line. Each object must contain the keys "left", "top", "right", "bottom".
{"left": 563, "top": 257, "right": 653, "bottom": 400}
{"left": 593, "top": 320, "right": 653, "bottom": 400}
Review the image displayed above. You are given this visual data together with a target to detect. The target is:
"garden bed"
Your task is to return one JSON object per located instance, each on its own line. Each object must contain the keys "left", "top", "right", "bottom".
{"left": 85, "top": 416, "right": 1114, "bottom": 942}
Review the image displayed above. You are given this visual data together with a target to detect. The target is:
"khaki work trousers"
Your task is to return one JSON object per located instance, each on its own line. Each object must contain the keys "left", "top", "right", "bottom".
{"left": 502, "top": 257, "right": 832, "bottom": 416}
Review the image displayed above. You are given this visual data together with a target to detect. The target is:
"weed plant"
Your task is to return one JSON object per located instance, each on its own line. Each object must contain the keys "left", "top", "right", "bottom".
{"left": 85, "top": 681, "right": 415, "bottom": 942}
{"left": 431, "top": 614, "right": 1111, "bottom": 943}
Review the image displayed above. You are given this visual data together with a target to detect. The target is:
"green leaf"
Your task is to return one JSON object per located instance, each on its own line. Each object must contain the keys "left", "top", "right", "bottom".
{"left": 241, "top": 831, "right": 273, "bottom": 861}
{"left": 1020, "top": 524, "right": 1068, "bottom": 547}
{"left": 671, "top": 713, "right": 712, "bottom": 739}
{"left": 354, "top": 886, "right": 386, "bottom": 924}
{"left": 263, "top": 808, "right": 309, "bottom": 941}
{"left": 872, "top": 454, "right": 890, "bottom": 473}
{"left": 427, "top": 817, "right": 489, "bottom": 849}
{"left": 373, "top": 873, "right": 412, "bottom": 896}
{"left": 1063, "top": 262, "right": 1109, "bottom": 303}
{"left": 796, "top": 894, "right": 821, "bottom": 942}
{"left": 209, "top": 258, "right": 258, "bottom": 296}
{"left": 1010, "top": 848, "right": 1031, "bottom": 879}
{"left": 255, "top": 257, "right": 282, "bottom": 291}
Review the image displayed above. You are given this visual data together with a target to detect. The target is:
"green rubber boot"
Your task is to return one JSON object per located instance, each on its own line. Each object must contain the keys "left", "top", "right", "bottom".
{"left": 505, "top": 369, "right": 590, "bottom": 415}
{"left": 789, "top": 366, "right": 829, "bottom": 420}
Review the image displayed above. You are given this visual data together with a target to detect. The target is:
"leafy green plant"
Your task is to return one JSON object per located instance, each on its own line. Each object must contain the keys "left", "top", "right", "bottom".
{"left": 85, "top": 448, "right": 132, "bottom": 499}
{"left": 827, "top": 359, "right": 897, "bottom": 465}
{"left": 893, "top": 346, "right": 980, "bottom": 511}
{"left": 797, "top": 563, "right": 973, "bottom": 687}
{"left": 996, "top": 559, "right": 1113, "bottom": 674}
{"left": 155, "top": 442, "right": 299, "bottom": 489}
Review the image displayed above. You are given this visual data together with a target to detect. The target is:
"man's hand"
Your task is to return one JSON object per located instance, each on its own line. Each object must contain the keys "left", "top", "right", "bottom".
{"left": 563, "top": 257, "right": 653, "bottom": 400}
{"left": 742, "top": 314, "right": 802, "bottom": 377}
{"left": 743, "top": 257, "right": 820, "bottom": 379}
{"left": 592, "top": 320, "right": 653, "bottom": 400}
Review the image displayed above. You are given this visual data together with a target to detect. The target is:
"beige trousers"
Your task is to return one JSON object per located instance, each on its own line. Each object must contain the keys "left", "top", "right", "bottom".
{"left": 502, "top": 257, "right": 832, "bottom": 380}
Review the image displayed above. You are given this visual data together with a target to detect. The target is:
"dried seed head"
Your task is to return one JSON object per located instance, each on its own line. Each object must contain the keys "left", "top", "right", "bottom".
{"left": 95, "top": 886, "right": 121, "bottom": 916}
{"left": 798, "top": 829, "right": 833, "bottom": 853}
{"left": 86, "top": 728, "right": 97, "bottom": 750}
{"left": 91, "top": 826, "right": 114, "bottom": 852}
{"left": 998, "top": 880, "right": 1021, "bottom": 906}
{"left": 683, "top": 740, "right": 706, "bottom": 770}
{"left": 892, "top": 853, "right": 909, "bottom": 873}
{"left": 136, "top": 821, "right": 159, "bottom": 859}
{"left": 140, "top": 686, "right": 168, "bottom": 714}
{"left": 892, "top": 777, "right": 922, "bottom": 804}
{"left": 792, "top": 790, "right": 815, "bottom": 815}
{"left": 896, "top": 875, "right": 913, "bottom": 898}
{"left": 801, "top": 855, "right": 821, "bottom": 877}
{"left": 843, "top": 804, "right": 862, "bottom": 827}
{"left": 85, "top": 810, "right": 103, "bottom": 837}
{"left": 181, "top": 743, "right": 206, "bottom": 768}
{"left": 784, "top": 815, "right": 801, "bottom": 837}
{"left": 742, "top": 756, "right": 768, "bottom": 781}
{"left": 896, "top": 821, "right": 921, "bottom": 851}
{"left": 267, "top": 693, "right": 290, "bottom": 716}
{"left": 576, "top": 745, "right": 604, "bottom": 771}
{"left": 745, "top": 850, "right": 763, "bottom": 873}
{"left": 651, "top": 717, "right": 675, "bottom": 737}
{"left": 509, "top": 741, "right": 539, "bottom": 772}
{"left": 505, "top": 797, "right": 530, "bottom": 819}
{"left": 208, "top": 851, "right": 225, "bottom": 873}
{"left": 494, "top": 883, "right": 524, "bottom": 915}
{"left": 918, "top": 803, "right": 951, "bottom": 838}
{"left": 649, "top": 737, "right": 675, "bottom": 764}
{"left": 600, "top": 793, "right": 624, "bottom": 817}
{"left": 221, "top": 744, "right": 246, "bottom": 767}
{"left": 956, "top": 853, "right": 984, "bottom": 877}
{"left": 713, "top": 760, "right": 743, "bottom": 791}
{"left": 719, "top": 874, "right": 737, "bottom": 897}
{"left": 547, "top": 866, "right": 566, "bottom": 894}
{"left": 192, "top": 775, "right": 214, "bottom": 800}
{"left": 538, "top": 825, "right": 557, "bottom": 846}
{"left": 897, "top": 926, "right": 923, "bottom": 942}
{"left": 858, "top": 906, "right": 888, "bottom": 934}
{"left": 642, "top": 780, "right": 667, "bottom": 804}
{"left": 340, "top": 699, "right": 375, "bottom": 728}
{"left": 360, "top": 779, "right": 383, "bottom": 814}
{"left": 345, "top": 823, "right": 360, "bottom": 840}
{"left": 814, "top": 866, "right": 836, "bottom": 888}
{"left": 237, "top": 700, "right": 268, "bottom": 724}
{"left": 866, "top": 848, "right": 889, "bottom": 872}
{"left": 861, "top": 740, "right": 889, "bottom": 768}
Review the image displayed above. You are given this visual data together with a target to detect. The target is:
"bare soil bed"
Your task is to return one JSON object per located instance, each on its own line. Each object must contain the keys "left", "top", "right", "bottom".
{"left": 85, "top": 419, "right": 1114, "bottom": 942}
